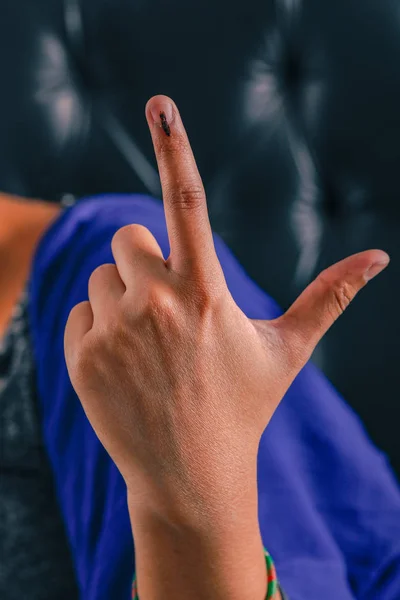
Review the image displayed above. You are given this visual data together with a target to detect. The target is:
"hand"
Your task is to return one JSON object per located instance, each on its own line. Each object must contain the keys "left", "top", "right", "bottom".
{"left": 64, "top": 95, "right": 389, "bottom": 525}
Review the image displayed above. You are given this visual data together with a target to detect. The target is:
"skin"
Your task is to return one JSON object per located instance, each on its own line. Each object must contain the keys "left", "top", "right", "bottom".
{"left": 0, "top": 95, "right": 390, "bottom": 599}
{"left": 0, "top": 193, "right": 62, "bottom": 337}
{"left": 63, "top": 95, "right": 390, "bottom": 599}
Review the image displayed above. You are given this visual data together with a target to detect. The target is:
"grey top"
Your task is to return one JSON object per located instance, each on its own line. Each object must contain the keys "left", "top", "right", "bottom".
{"left": 0, "top": 288, "right": 78, "bottom": 599}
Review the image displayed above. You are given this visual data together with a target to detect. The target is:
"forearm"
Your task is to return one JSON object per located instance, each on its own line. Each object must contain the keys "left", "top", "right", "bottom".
{"left": 128, "top": 486, "right": 271, "bottom": 600}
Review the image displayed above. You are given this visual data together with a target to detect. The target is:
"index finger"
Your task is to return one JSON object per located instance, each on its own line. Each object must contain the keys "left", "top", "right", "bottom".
{"left": 145, "top": 95, "right": 219, "bottom": 279}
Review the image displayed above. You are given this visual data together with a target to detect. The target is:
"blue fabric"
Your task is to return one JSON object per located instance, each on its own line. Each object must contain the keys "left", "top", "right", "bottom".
{"left": 27, "top": 194, "right": 400, "bottom": 600}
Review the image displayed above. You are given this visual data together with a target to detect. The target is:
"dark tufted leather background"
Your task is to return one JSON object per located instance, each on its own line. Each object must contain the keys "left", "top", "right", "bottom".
{"left": 1, "top": 0, "right": 399, "bottom": 475}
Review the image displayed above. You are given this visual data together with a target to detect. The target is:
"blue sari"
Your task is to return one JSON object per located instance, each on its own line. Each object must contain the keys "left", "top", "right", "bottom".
{"left": 28, "top": 194, "right": 400, "bottom": 599}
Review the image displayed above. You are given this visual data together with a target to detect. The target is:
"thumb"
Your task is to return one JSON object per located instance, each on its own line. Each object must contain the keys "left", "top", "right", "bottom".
{"left": 276, "top": 249, "right": 390, "bottom": 361}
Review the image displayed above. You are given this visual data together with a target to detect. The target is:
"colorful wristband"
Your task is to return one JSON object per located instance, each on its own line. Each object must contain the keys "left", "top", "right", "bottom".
{"left": 132, "top": 546, "right": 279, "bottom": 599}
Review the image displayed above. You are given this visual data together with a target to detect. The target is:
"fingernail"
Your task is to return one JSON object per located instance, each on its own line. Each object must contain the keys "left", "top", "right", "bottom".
{"left": 364, "top": 258, "right": 390, "bottom": 281}
{"left": 148, "top": 97, "right": 175, "bottom": 136}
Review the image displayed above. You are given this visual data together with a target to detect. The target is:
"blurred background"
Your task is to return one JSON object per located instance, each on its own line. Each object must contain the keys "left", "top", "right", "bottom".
{"left": 0, "top": 0, "right": 399, "bottom": 475}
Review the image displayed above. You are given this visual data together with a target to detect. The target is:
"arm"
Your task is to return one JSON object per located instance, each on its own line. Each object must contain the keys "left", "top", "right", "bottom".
{"left": 64, "top": 95, "right": 389, "bottom": 599}
{"left": 128, "top": 488, "right": 271, "bottom": 600}
{"left": 28, "top": 189, "right": 286, "bottom": 599}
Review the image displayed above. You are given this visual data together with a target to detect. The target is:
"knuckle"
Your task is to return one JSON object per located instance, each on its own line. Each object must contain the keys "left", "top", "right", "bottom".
{"left": 89, "top": 263, "right": 114, "bottom": 284}
{"left": 65, "top": 302, "right": 90, "bottom": 341}
{"left": 74, "top": 328, "right": 116, "bottom": 378}
{"left": 112, "top": 223, "right": 150, "bottom": 248}
{"left": 330, "top": 281, "right": 355, "bottom": 315}
{"left": 147, "top": 283, "right": 179, "bottom": 316}
{"left": 68, "top": 300, "right": 86, "bottom": 320}
{"left": 168, "top": 184, "right": 205, "bottom": 211}
{"left": 127, "top": 223, "right": 151, "bottom": 237}
{"left": 72, "top": 337, "right": 95, "bottom": 380}
{"left": 318, "top": 272, "right": 356, "bottom": 316}
{"left": 178, "top": 279, "right": 222, "bottom": 321}
{"left": 189, "top": 282, "right": 216, "bottom": 311}
{"left": 111, "top": 224, "right": 127, "bottom": 246}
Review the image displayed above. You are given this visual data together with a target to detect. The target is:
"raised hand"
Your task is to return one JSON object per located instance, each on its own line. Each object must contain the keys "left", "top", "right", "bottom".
{"left": 64, "top": 95, "right": 389, "bottom": 525}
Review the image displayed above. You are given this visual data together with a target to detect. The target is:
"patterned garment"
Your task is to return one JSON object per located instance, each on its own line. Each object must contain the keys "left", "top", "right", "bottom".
{"left": 0, "top": 288, "right": 79, "bottom": 599}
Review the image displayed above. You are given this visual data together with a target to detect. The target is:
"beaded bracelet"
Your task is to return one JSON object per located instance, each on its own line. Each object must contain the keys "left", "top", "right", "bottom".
{"left": 131, "top": 546, "right": 279, "bottom": 599}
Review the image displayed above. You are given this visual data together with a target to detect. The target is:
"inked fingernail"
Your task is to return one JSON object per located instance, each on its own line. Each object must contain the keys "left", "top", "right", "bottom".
{"left": 148, "top": 98, "right": 175, "bottom": 136}
{"left": 364, "top": 259, "right": 390, "bottom": 281}
{"left": 160, "top": 111, "right": 171, "bottom": 136}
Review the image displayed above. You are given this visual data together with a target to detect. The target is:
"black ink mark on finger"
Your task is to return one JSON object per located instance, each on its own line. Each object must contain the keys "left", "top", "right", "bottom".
{"left": 160, "top": 111, "right": 171, "bottom": 137}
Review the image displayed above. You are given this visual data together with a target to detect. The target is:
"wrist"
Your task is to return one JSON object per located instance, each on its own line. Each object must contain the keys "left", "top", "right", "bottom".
{"left": 126, "top": 455, "right": 260, "bottom": 533}
{"left": 128, "top": 485, "right": 260, "bottom": 542}
{"left": 129, "top": 499, "right": 267, "bottom": 600}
